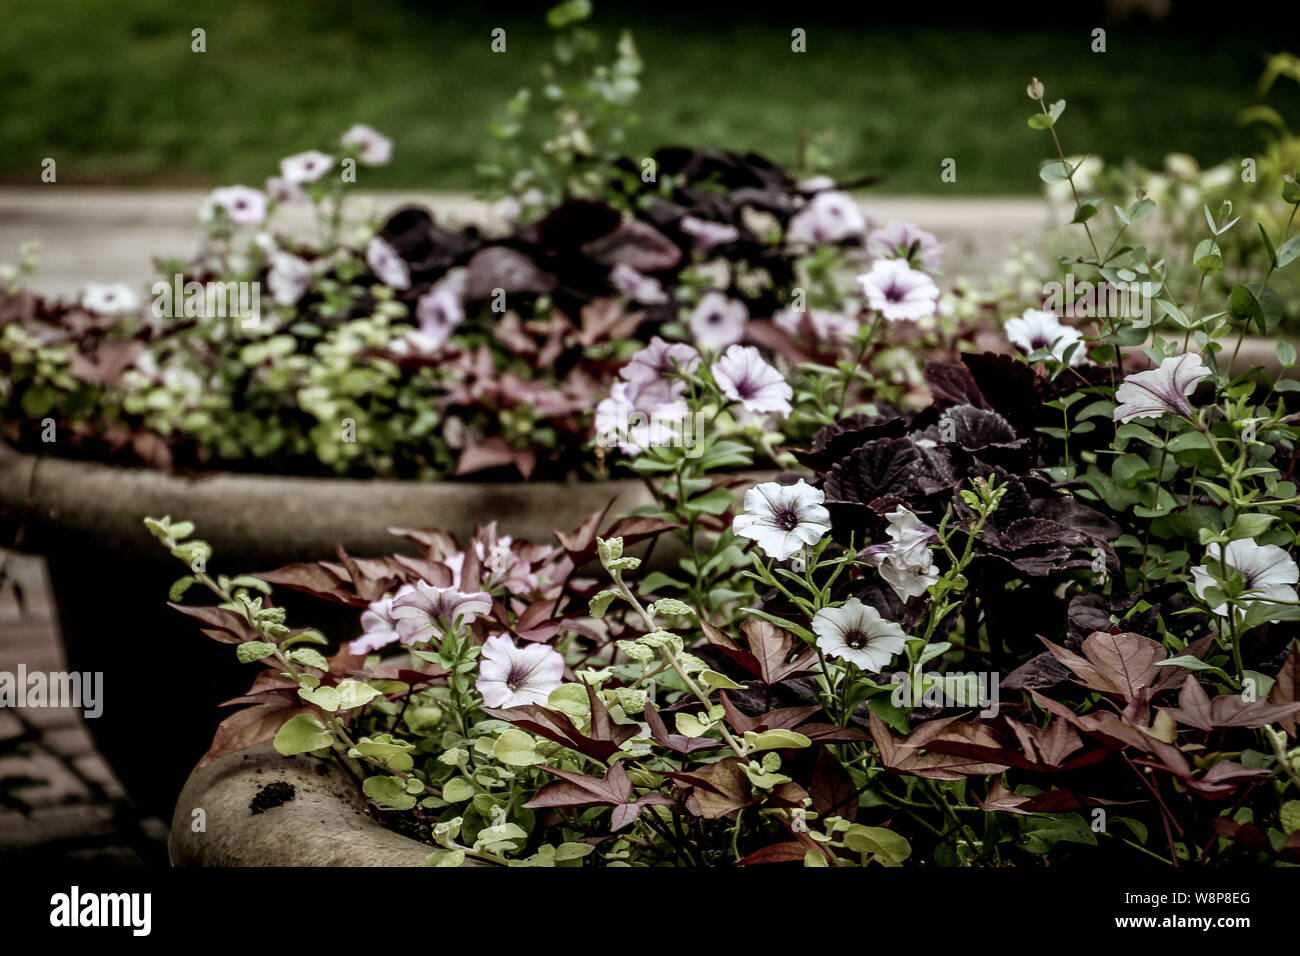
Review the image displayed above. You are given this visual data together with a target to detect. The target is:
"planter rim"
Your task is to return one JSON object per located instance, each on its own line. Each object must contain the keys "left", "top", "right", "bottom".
{"left": 0, "top": 441, "right": 711, "bottom": 565}
{"left": 169, "top": 740, "right": 439, "bottom": 866}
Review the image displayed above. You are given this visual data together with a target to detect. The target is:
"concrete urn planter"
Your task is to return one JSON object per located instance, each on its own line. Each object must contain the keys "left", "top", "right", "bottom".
{"left": 169, "top": 741, "right": 437, "bottom": 866}
{"left": 0, "top": 444, "right": 669, "bottom": 817}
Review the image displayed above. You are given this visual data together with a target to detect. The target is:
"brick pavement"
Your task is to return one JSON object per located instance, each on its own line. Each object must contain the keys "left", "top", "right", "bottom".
{"left": 0, "top": 550, "right": 168, "bottom": 866}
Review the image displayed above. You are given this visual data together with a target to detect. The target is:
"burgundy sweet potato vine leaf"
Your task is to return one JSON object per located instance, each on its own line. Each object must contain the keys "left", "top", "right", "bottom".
{"left": 1160, "top": 676, "right": 1300, "bottom": 732}
{"left": 524, "top": 762, "right": 673, "bottom": 831}
{"left": 702, "top": 620, "right": 818, "bottom": 685}
{"left": 1041, "top": 631, "right": 1183, "bottom": 702}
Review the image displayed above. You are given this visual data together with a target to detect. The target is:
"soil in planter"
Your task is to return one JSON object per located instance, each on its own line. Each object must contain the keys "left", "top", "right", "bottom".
{"left": 249, "top": 780, "right": 296, "bottom": 814}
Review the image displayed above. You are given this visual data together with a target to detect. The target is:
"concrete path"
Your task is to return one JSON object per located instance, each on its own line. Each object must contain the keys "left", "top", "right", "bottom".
{"left": 0, "top": 189, "right": 1055, "bottom": 299}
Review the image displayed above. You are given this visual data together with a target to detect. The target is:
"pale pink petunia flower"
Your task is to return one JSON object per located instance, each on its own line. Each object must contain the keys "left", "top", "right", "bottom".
{"left": 688, "top": 291, "right": 748, "bottom": 348}
{"left": 267, "top": 251, "right": 313, "bottom": 306}
{"left": 711, "top": 344, "right": 792, "bottom": 418}
{"left": 787, "top": 190, "right": 866, "bottom": 245}
{"left": 390, "top": 582, "right": 493, "bottom": 644}
{"left": 1113, "top": 353, "right": 1212, "bottom": 423}
{"left": 280, "top": 150, "right": 335, "bottom": 185}
{"left": 348, "top": 584, "right": 417, "bottom": 654}
{"left": 1004, "top": 309, "right": 1086, "bottom": 366}
{"left": 412, "top": 268, "right": 468, "bottom": 350}
{"left": 340, "top": 124, "right": 393, "bottom": 166}
{"left": 80, "top": 283, "right": 140, "bottom": 315}
{"left": 680, "top": 216, "right": 740, "bottom": 251}
{"left": 858, "top": 258, "right": 939, "bottom": 322}
{"left": 866, "top": 219, "right": 944, "bottom": 271}
{"left": 366, "top": 237, "right": 411, "bottom": 290}
{"left": 200, "top": 185, "right": 268, "bottom": 226}
{"left": 861, "top": 506, "right": 940, "bottom": 602}
{"left": 1190, "top": 539, "right": 1299, "bottom": 623}
{"left": 476, "top": 634, "right": 566, "bottom": 708}
{"left": 773, "top": 307, "right": 860, "bottom": 344}
{"left": 610, "top": 263, "right": 669, "bottom": 305}
{"left": 622, "top": 336, "right": 701, "bottom": 387}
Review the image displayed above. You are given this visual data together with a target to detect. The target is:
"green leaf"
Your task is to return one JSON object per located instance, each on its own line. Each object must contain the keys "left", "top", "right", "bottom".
{"left": 1277, "top": 234, "right": 1300, "bottom": 268}
{"left": 236, "top": 641, "right": 277, "bottom": 664}
{"left": 700, "top": 669, "right": 745, "bottom": 694}
{"left": 1071, "top": 199, "right": 1100, "bottom": 224}
{"left": 843, "top": 824, "right": 912, "bottom": 865}
{"left": 287, "top": 647, "right": 329, "bottom": 670}
{"left": 273, "top": 714, "right": 333, "bottom": 756}
{"left": 297, "top": 684, "right": 341, "bottom": 712}
{"left": 1281, "top": 801, "right": 1300, "bottom": 835}
{"left": 336, "top": 679, "right": 382, "bottom": 710}
{"left": 493, "top": 728, "right": 544, "bottom": 767}
{"left": 364, "top": 775, "right": 417, "bottom": 811}
{"left": 1039, "top": 160, "right": 1072, "bottom": 183}
{"left": 1278, "top": 340, "right": 1297, "bottom": 368}
{"left": 588, "top": 588, "right": 622, "bottom": 618}
{"left": 682, "top": 486, "right": 735, "bottom": 515}
{"left": 649, "top": 597, "right": 693, "bottom": 617}
{"left": 442, "top": 777, "right": 476, "bottom": 802}
{"left": 743, "top": 728, "right": 811, "bottom": 752}
{"left": 168, "top": 576, "right": 197, "bottom": 601}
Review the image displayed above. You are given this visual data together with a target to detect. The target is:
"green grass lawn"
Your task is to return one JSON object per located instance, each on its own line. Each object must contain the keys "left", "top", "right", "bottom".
{"left": 1, "top": 0, "right": 1295, "bottom": 193}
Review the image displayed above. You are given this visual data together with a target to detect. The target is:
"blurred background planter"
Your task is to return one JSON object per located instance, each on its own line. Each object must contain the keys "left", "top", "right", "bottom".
{"left": 169, "top": 741, "right": 438, "bottom": 866}
{"left": 0, "top": 443, "right": 684, "bottom": 817}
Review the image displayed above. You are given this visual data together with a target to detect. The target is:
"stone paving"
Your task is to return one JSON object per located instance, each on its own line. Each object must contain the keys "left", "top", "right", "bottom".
{"left": 0, "top": 188, "right": 1056, "bottom": 299}
{"left": 0, "top": 549, "right": 168, "bottom": 865}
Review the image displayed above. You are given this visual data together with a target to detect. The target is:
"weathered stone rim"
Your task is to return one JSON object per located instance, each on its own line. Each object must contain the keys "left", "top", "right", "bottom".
{"left": 169, "top": 740, "right": 438, "bottom": 867}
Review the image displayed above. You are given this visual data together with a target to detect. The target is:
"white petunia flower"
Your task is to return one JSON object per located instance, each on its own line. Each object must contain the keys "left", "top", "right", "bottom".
{"left": 365, "top": 237, "right": 411, "bottom": 290}
{"left": 861, "top": 506, "right": 939, "bottom": 601}
{"left": 348, "top": 584, "right": 417, "bottom": 654}
{"left": 711, "top": 344, "right": 792, "bottom": 418}
{"left": 688, "top": 291, "right": 748, "bottom": 348}
{"left": 787, "top": 190, "right": 866, "bottom": 245}
{"left": 1190, "top": 539, "right": 1299, "bottom": 622}
{"left": 476, "top": 634, "right": 566, "bottom": 708}
{"left": 267, "top": 251, "right": 313, "bottom": 306}
{"left": 340, "top": 124, "right": 393, "bottom": 166}
{"left": 200, "top": 185, "right": 268, "bottom": 226}
{"left": 279, "top": 150, "right": 335, "bottom": 185}
{"left": 390, "top": 582, "right": 493, "bottom": 644}
{"left": 812, "top": 597, "right": 907, "bottom": 672}
{"left": 858, "top": 258, "right": 940, "bottom": 322}
{"left": 866, "top": 219, "right": 944, "bottom": 271}
{"left": 1004, "top": 308, "right": 1086, "bottom": 366}
{"left": 1113, "top": 353, "right": 1212, "bottom": 423}
{"left": 80, "top": 283, "right": 140, "bottom": 315}
{"left": 732, "top": 479, "right": 830, "bottom": 561}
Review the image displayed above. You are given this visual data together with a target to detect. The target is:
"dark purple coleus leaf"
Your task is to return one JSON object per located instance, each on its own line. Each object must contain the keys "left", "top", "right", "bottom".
{"left": 464, "top": 246, "right": 556, "bottom": 302}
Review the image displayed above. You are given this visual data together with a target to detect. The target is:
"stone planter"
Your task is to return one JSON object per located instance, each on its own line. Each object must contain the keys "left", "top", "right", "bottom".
{"left": 169, "top": 741, "right": 437, "bottom": 866}
{"left": 0, "top": 443, "right": 671, "bottom": 817}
